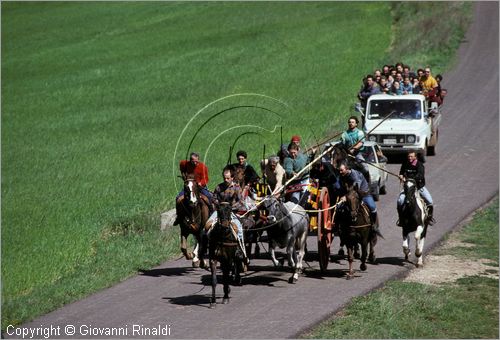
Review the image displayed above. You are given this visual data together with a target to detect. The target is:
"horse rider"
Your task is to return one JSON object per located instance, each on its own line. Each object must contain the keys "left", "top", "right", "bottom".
{"left": 279, "top": 135, "right": 307, "bottom": 163}
{"left": 260, "top": 155, "right": 286, "bottom": 196}
{"left": 397, "top": 151, "right": 435, "bottom": 226}
{"left": 283, "top": 143, "right": 310, "bottom": 206}
{"left": 337, "top": 162, "right": 379, "bottom": 233}
{"left": 230, "top": 150, "right": 260, "bottom": 188}
{"left": 340, "top": 116, "right": 370, "bottom": 183}
{"left": 174, "top": 152, "right": 213, "bottom": 225}
{"left": 205, "top": 167, "right": 249, "bottom": 265}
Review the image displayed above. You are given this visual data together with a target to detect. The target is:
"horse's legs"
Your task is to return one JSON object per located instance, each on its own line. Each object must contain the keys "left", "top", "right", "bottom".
{"left": 180, "top": 232, "right": 193, "bottom": 260}
{"left": 222, "top": 261, "right": 231, "bottom": 304}
{"left": 368, "top": 232, "right": 377, "bottom": 264}
{"left": 191, "top": 242, "right": 200, "bottom": 267}
{"left": 287, "top": 239, "right": 296, "bottom": 269}
{"left": 360, "top": 241, "right": 368, "bottom": 272}
{"left": 210, "top": 259, "right": 217, "bottom": 308}
{"left": 415, "top": 225, "right": 425, "bottom": 267}
{"left": 346, "top": 245, "right": 354, "bottom": 280}
{"left": 269, "top": 242, "right": 280, "bottom": 267}
{"left": 402, "top": 230, "right": 410, "bottom": 261}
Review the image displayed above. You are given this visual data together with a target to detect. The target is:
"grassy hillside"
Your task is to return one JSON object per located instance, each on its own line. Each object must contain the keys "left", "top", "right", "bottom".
{"left": 2, "top": 2, "right": 392, "bottom": 328}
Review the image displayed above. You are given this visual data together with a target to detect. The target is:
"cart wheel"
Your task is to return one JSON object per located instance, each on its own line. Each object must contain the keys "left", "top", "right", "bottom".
{"left": 317, "top": 187, "right": 332, "bottom": 272}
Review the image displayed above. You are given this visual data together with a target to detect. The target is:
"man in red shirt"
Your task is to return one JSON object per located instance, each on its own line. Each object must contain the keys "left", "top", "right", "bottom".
{"left": 174, "top": 152, "right": 213, "bottom": 225}
{"left": 179, "top": 152, "right": 209, "bottom": 188}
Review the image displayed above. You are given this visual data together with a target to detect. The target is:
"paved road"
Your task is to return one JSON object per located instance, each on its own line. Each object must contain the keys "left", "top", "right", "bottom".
{"left": 8, "top": 3, "right": 498, "bottom": 339}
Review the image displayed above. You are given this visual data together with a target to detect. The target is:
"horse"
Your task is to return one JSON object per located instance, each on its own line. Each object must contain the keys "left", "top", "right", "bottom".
{"left": 330, "top": 143, "right": 370, "bottom": 184}
{"left": 237, "top": 184, "right": 264, "bottom": 259}
{"left": 329, "top": 144, "right": 365, "bottom": 258}
{"left": 175, "top": 177, "right": 210, "bottom": 267}
{"left": 398, "top": 179, "right": 429, "bottom": 267}
{"left": 259, "top": 195, "right": 309, "bottom": 283}
{"left": 208, "top": 202, "right": 244, "bottom": 308}
{"left": 335, "top": 185, "right": 378, "bottom": 279}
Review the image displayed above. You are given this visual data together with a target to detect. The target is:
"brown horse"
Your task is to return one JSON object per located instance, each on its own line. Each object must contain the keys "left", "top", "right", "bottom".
{"left": 176, "top": 177, "right": 210, "bottom": 267}
{"left": 208, "top": 202, "right": 244, "bottom": 308}
{"left": 335, "top": 185, "right": 377, "bottom": 279}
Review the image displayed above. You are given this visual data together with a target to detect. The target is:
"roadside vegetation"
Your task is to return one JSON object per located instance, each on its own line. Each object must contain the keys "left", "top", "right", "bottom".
{"left": 301, "top": 198, "right": 498, "bottom": 339}
{"left": 1, "top": 1, "right": 472, "bottom": 329}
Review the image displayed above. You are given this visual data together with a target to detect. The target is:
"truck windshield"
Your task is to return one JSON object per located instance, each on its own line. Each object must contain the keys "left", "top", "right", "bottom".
{"left": 367, "top": 99, "right": 422, "bottom": 120}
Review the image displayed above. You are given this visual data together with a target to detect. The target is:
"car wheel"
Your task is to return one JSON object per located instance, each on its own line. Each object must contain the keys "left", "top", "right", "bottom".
{"left": 373, "top": 185, "right": 380, "bottom": 201}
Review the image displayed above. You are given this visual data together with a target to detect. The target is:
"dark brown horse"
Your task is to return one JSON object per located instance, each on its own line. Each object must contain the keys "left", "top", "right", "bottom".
{"left": 208, "top": 202, "right": 244, "bottom": 308}
{"left": 335, "top": 185, "right": 377, "bottom": 279}
{"left": 176, "top": 177, "right": 210, "bottom": 267}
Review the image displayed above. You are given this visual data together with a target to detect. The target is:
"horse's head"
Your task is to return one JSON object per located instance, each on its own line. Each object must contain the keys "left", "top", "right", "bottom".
{"left": 183, "top": 176, "right": 199, "bottom": 206}
{"left": 403, "top": 178, "right": 418, "bottom": 204}
{"left": 345, "top": 184, "right": 361, "bottom": 222}
{"left": 258, "top": 195, "right": 283, "bottom": 225}
{"left": 217, "top": 202, "right": 233, "bottom": 227}
{"left": 331, "top": 144, "right": 349, "bottom": 171}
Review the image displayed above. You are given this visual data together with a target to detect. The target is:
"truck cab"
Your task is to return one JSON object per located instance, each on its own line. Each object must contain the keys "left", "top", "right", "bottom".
{"left": 361, "top": 94, "right": 440, "bottom": 161}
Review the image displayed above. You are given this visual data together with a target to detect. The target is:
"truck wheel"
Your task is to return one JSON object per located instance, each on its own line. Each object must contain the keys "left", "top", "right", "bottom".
{"left": 427, "top": 145, "right": 436, "bottom": 156}
{"left": 373, "top": 185, "right": 380, "bottom": 201}
{"left": 427, "top": 130, "right": 437, "bottom": 156}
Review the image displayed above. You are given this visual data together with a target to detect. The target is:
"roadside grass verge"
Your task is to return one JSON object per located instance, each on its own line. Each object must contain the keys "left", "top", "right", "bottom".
{"left": 300, "top": 198, "right": 499, "bottom": 339}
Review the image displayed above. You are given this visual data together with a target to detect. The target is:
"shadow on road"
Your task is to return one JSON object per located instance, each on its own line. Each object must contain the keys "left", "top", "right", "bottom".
{"left": 138, "top": 266, "right": 195, "bottom": 277}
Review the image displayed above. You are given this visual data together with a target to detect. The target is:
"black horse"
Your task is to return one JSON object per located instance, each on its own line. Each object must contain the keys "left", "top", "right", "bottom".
{"left": 208, "top": 202, "right": 244, "bottom": 308}
{"left": 176, "top": 177, "right": 210, "bottom": 267}
{"left": 398, "top": 179, "right": 429, "bottom": 267}
{"left": 330, "top": 143, "right": 370, "bottom": 183}
{"left": 335, "top": 185, "right": 378, "bottom": 279}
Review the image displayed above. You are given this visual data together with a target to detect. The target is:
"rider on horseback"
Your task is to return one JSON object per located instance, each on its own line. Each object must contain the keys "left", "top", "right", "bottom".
{"left": 174, "top": 152, "right": 213, "bottom": 226}
{"left": 397, "top": 151, "right": 435, "bottom": 226}
{"left": 337, "top": 162, "right": 379, "bottom": 233}
{"left": 340, "top": 116, "right": 370, "bottom": 183}
{"left": 205, "top": 167, "right": 249, "bottom": 265}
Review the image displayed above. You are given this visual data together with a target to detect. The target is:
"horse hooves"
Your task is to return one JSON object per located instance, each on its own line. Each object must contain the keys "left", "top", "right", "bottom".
{"left": 360, "top": 263, "right": 367, "bottom": 271}
{"left": 368, "top": 255, "right": 377, "bottom": 264}
{"left": 210, "top": 300, "right": 216, "bottom": 309}
{"left": 338, "top": 249, "right": 345, "bottom": 257}
{"left": 186, "top": 253, "right": 194, "bottom": 260}
{"left": 192, "top": 260, "right": 200, "bottom": 268}
{"left": 288, "top": 276, "right": 298, "bottom": 284}
{"left": 223, "top": 297, "right": 229, "bottom": 304}
{"left": 346, "top": 274, "right": 353, "bottom": 280}
{"left": 234, "top": 276, "right": 242, "bottom": 286}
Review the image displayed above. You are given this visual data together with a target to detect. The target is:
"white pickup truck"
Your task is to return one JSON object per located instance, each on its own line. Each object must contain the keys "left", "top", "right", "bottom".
{"left": 360, "top": 94, "right": 441, "bottom": 161}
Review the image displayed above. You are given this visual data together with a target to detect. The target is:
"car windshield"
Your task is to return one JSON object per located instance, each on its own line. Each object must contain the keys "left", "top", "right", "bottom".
{"left": 367, "top": 99, "right": 422, "bottom": 120}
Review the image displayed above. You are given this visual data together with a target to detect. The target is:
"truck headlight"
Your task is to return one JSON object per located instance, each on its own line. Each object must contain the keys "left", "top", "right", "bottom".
{"left": 368, "top": 135, "right": 377, "bottom": 142}
{"left": 407, "top": 135, "right": 416, "bottom": 143}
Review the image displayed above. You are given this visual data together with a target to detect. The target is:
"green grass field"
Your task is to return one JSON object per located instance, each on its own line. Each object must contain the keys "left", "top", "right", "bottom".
{"left": 1, "top": 1, "right": 472, "bottom": 329}
{"left": 301, "top": 199, "right": 498, "bottom": 339}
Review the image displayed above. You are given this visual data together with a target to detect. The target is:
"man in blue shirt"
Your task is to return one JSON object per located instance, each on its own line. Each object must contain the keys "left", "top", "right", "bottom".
{"left": 338, "top": 162, "right": 379, "bottom": 232}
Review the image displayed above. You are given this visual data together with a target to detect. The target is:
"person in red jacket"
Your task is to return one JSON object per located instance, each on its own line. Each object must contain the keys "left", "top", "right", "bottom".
{"left": 179, "top": 152, "right": 209, "bottom": 188}
{"left": 174, "top": 152, "right": 213, "bottom": 225}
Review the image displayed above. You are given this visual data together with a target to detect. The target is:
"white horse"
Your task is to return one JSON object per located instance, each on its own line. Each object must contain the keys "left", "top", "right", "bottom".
{"left": 260, "top": 196, "right": 309, "bottom": 283}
